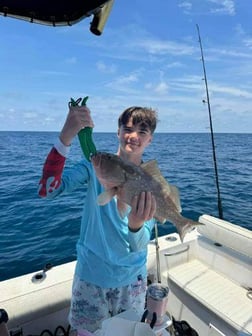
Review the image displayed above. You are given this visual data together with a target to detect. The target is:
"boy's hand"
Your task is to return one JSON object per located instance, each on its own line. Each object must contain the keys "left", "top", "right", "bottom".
{"left": 128, "top": 191, "right": 156, "bottom": 232}
{"left": 60, "top": 105, "right": 94, "bottom": 146}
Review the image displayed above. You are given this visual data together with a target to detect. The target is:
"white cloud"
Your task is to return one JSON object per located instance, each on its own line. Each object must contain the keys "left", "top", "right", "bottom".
{"left": 178, "top": 0, "right": 235, "bottom": 16}
{"left": 209, "top": 83, "right": 252, "bottom": 99}
{"left": 233, "top": 24, "right": 252, "bottom": 50}
{"left": 45, "top": 117, "right": 55, "bottom": 122}
{"left": 243, "top": 38, "right": 252, "bottom": 49}
{"left": 116, "top": 73, "right": 139, "bottom": 84}
{"left": 105, "top": 71, "right": 141, "bottom": 94}
{"left": 165, "top": 62, "right": 184, "bottom": 69}
{"left": 38, "top": 70, "right": 70, "bottom": 76}
{"left": 145, "top": 81, "right": 169, "bottom": 95}
{"left": 206, "top": 47, "right": 252, "bottom": 59}
{"left": 96, "top": 61, "right": 117, "bottom": 73}
{"left": 208, "top": 0, "right": 235, "bottom": 16}
{"left": 136, "top": 39, "right": 195, "bottom": 56}
{"left": 178, "top": 1, "right": 193, "bottom": 13}
{"left": 23, "top": 112, "right": 38, "bottom": 119}
{"left": 155, "top": 82, "right": 169, "bottom": 94}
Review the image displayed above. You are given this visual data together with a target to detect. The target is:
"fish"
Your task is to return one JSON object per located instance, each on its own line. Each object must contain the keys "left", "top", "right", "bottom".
{"left": 91, "top": 152, "right": 202, "bottom": 242}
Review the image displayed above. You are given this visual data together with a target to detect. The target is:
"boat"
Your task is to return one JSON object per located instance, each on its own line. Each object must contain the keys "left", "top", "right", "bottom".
{"left": 148, "top": 214, "right": 252, "bottom": 336}
{"left": 0, "top": 0, "right": 114, "bottom": 35}
{"left": 1, "top": 3, "right": 251, "bottom": 336}
{"left": 1, "top": 214, "right": 251, "bottom": 336}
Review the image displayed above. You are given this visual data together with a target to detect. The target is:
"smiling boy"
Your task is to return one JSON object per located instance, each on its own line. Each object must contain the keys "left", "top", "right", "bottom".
{"left": 39, "top": 104, "right": 158, "bottom": 334}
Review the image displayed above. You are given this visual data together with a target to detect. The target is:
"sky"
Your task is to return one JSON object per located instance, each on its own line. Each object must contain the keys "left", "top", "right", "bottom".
{"left": 0, "top": 0, "right": 251, "bottom": 133}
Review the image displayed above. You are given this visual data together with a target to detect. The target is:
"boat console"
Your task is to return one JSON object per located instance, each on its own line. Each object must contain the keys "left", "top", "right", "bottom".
{"left": 147, "top": 215, "right": 252, "bottom": 336}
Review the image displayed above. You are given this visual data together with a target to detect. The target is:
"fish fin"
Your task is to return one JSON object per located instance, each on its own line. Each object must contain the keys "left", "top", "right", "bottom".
{"left": 170, "top": 185, "right": 182, "bottom": 212}
{"left": 142, "top": 161, "right": 183, "bottom": 213}
{"left": 176, "top": 217, "right": 204, "bottom": 242}
{"left": 155, "top": 215, "right": 167, "bottom": 224}
{"left": 141, "top": 160, "right": 160, "bottom": 175}
{"left": 118, "top": 208, "right": 128, "bottom": 219}
{"left": 97, "top": 188, "right": 117, "bottom": 205}
{"left": 141, "top": 160, "right": 171, "bottom": 192}
{"left": 117, "top": 200, "right": 130, "bottom": 219}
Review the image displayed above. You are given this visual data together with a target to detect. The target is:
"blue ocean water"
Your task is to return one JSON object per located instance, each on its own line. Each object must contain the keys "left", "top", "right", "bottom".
{"left": 0, "top": 132, "right": 251, "bottom": 281}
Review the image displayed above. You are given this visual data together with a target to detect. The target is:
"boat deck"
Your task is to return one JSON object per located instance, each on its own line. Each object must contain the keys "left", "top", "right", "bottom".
{"left": 168, "top": 259, "right": 252, "bottom": 335}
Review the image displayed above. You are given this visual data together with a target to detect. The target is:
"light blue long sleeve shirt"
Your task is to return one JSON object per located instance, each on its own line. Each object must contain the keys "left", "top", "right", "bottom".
{"left": 47, "top": 154, "right": 156, "bottom": 288}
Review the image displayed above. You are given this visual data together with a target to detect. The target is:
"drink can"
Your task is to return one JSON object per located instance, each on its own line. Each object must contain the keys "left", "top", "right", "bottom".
{"left": 146, "top": 283, "right": 169, "bottom": 325}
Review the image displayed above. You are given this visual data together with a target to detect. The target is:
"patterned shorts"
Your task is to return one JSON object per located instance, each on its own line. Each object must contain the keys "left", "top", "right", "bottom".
{"left": 69, "top": 275, "right": 147, "bottom": 333}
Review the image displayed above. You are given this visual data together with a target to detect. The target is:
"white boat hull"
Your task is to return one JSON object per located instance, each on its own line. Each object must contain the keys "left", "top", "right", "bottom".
{"left": 147, "top": 215, "right": 252, "bottom": 336}
{"left": 1, "top": 215, "right": 251, "bottom": 336}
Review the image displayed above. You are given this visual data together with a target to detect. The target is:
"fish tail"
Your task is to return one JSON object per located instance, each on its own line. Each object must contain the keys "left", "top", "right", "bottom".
{"left": 176, "top": 217, "right": 203, "bottom": 242}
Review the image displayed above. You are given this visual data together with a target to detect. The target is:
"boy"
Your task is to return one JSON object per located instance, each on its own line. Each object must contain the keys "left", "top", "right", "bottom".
{"left": 39, "top": 104, "right": 158, "bottom": 334}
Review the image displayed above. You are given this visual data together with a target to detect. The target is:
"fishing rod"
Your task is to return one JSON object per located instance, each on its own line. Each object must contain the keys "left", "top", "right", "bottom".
{"left": 154, "top": 222, "right": 161, "bottom": 283}
{"left": 196, "top": 24, "right": 223, "bottom": 219}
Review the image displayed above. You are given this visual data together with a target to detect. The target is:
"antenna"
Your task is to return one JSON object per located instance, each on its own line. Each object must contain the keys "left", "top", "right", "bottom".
{"left": 196, "top": 24, "right": 223, "bottom": 219}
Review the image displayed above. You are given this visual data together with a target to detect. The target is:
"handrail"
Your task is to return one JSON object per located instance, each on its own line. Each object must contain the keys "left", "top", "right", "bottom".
{"left": 164, "top": 245, "right": 190, "bottom": 256}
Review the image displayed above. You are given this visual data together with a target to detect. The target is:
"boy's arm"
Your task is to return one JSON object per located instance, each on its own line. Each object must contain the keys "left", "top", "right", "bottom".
{"left": 39, "top": 103, "right": 94, "bottom": 198}
{"left": 38, "top": 139, "right": 70, "bottom": 198}
{"left": 128, "top": 219, "right": 155, "bottom": 251}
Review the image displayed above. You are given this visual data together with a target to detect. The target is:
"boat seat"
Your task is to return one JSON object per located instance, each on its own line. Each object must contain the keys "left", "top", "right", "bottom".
{"left": 198, "top": 214, "right": 252, "bottom": 258}
{"left": 168, "top": 259, "right": 252, "bottom": 335}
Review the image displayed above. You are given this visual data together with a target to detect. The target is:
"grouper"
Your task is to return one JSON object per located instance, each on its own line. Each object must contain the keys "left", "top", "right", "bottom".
{"left": 91, "top": 152, "right": 201, "bottom": 242}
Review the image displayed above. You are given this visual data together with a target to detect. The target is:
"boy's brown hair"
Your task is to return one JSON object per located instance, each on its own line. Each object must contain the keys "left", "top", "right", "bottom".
{"left": 118, "top": 106, "right": 158, "bottom": 134}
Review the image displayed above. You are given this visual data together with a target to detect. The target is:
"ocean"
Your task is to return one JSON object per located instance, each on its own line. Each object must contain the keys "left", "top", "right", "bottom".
{"left": 0, "top": 132, "right": 251, "bottom": 282}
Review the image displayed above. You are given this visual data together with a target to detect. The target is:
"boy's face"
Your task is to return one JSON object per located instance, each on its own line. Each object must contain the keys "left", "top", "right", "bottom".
{"left": 118, "top": 117, "right": 152, "bottom": 156}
